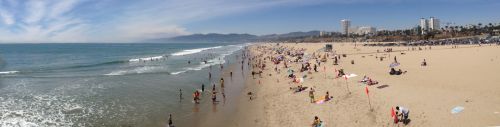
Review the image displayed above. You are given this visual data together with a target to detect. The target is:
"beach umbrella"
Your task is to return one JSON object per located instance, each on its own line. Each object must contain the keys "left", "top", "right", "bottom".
{"left": 389, "top": 62, "right": 400, "bottom": 68}
{"left": 287, "top": 69, "right": 293, "bottom": 75}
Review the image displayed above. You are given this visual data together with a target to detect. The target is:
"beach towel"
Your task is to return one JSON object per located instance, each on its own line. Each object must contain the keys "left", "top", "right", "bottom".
{"left": 343, "top": 74, "right": 358, "bottom": 79}
{"left": 451, "top": 106, "right": 464, "bottom": 114}
{"left": 315, "top": 96, "right": 326, "bottom": 104}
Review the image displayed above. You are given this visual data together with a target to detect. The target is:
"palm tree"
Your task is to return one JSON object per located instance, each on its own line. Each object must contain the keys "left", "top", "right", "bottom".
{"left": 477, "top": 23, "right": 483, "bottom": 34}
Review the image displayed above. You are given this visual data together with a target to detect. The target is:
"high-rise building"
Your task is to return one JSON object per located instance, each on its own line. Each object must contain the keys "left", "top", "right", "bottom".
{"left": 420, "top": 18, "right": 429, "bottom": 34}
{"left": 340, "top": 19, "right": 351, "bottom": 36}
{"left": 429, "top": 17, "right": 440, "bottom": 30}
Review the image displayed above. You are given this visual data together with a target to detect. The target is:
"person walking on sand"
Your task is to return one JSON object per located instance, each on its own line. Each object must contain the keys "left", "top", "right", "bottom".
{"left": 309, "top": 88, "right": 315, "bottom": 103}
{"left": 220, "top": 78, "right": 225, "bottom": 88}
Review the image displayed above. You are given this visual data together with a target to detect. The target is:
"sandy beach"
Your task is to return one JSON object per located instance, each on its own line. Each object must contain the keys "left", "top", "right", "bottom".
{"left": 222, "top": 42, "right": 500, "bottom": 127}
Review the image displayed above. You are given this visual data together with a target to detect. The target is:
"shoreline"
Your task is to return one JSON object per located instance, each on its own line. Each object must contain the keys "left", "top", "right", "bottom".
{"left": 195, "top": 56, "right": 250, "bottom": 127}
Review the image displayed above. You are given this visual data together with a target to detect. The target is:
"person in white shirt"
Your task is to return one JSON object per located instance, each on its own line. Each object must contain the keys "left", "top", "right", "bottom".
{"left": 396, "top": 106, "right": 410, "bottom": 122}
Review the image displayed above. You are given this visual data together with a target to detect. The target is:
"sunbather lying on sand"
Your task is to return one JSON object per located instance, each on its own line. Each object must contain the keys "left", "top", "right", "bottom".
{"left": 290, "top": 85, "right": 308, "bottom": 93}
{"left": 360, "top": 75, "right": 379, "bottom": 85}
{"left": 389, "top": 68, "right": 407, "bottom": 75}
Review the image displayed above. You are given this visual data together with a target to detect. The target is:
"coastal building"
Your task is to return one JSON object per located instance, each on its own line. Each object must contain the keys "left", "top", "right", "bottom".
{"left": 341, "top": 19, "right": 351, "bottom": 36}
{"left": 347, "top": 26, "right": 377, "bottom": 35}
{"left": 356, "top": 26, "right": 377, "bottom": 35}
{"left": 420, "top": 18, "right": 429, "bottom": 34}
{"left": 429, "top": 17, "right": 440, "bottom": 30}
{"left": 420, "top": 17, "right": 440, "bottom": 34}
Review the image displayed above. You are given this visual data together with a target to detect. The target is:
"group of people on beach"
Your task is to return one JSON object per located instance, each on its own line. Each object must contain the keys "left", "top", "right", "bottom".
{"left": 168, "top": 49, "right": 253, "bottom": 126}
{"left": 247, "top": 43, "right": 418, "bottom": 127}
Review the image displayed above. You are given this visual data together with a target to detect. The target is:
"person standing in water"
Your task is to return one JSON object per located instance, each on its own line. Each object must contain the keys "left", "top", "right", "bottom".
{"left": 168, "top": 114, "right": 173, "bottom": 127}
{"left": 211, "top": 90, "right": 217, "bottom": 103}
{"left": 202, "top": 83, "right": 205, "bottom": 92}
{"left": 179, "top": 89, "right": 183, "bottom": 100}
{"left": 212, "top": 84, "right": 216, "bottom": 92}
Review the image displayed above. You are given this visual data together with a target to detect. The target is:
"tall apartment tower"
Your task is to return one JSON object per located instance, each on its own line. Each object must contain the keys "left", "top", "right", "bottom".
{"left": 420, "top": 18, "right": 429, "bottom": 34}
{"left": 429, "top": 17, "right": 440, "bottom": 30}
{"left": 340, "top": 19, "right": 351, "bottom": 36}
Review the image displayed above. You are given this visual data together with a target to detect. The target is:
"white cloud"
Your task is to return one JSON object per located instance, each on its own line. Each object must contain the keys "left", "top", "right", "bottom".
{"left": 0, "top": 9, "right": 15, "bottom": 25}
{"left": 48, "top": 0, "right": 79, "bottom": 19}
{"left": 24, "top": 0, "right": 46, "bottom": 24}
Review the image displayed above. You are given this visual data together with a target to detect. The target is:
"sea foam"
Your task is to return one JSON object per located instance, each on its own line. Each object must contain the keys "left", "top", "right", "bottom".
{"left": 171, "top": 46, "right": 222, "bottom": 56}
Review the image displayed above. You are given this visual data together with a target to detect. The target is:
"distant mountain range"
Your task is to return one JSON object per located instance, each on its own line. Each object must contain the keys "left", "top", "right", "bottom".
{"left": 145, "top": 31, "right": 322, "bottom": 43}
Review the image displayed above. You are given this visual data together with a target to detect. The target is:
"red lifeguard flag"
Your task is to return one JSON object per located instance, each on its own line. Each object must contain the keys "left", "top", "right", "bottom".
{"left": 365, "top": 86, "right": 369, "bottom": 95}
{"left": 391, "top": 107, "right": 396, "bottom": 117}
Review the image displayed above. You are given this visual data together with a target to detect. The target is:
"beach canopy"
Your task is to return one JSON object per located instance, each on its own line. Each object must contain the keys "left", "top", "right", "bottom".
{"left": 287, "top": 69, "right": 294, "bottom": 75}
{"left": 389, "top": 62, "right": 400, "bottom": 68}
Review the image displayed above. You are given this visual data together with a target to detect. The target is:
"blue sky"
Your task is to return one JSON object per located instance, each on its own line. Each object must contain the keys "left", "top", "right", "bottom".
{"left": 0, "top": 0, "right": 498, "bottom": 43}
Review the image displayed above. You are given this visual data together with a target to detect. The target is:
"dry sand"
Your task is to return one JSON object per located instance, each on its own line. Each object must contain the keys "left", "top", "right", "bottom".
{"left": 228, "top": 43, "right": 500, "bottom": 127}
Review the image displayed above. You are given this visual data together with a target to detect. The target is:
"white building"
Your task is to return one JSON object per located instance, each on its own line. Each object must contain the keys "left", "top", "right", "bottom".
{"left": 356, "top": 26, "right": 377, "bottom": 35}
{"left": 420, "top": 18, "right": 429, "bottom": 34}
{"left": 340, "top": 19, "right": 351, "bottom": 36}
{"left": 429, "top": 17, "right": 440, "bottom": 30}
{"left": 420, "top": 17, "right": 441, "bottom": 34}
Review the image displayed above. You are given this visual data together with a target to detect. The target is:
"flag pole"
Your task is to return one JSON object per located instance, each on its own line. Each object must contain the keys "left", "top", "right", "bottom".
{"left": 366, "top": 86, "right": 372, "bottom": 111}
{"left": 345, "top": 75, "right": 350, "bottom": 93}
{"left": 324, "top": 66, "right": 326, "bottom": 79}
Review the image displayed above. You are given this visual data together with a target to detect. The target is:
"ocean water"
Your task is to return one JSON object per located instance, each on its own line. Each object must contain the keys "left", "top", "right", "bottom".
{"left": 0, "top": 43, "right": 247, "bottom": 126}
